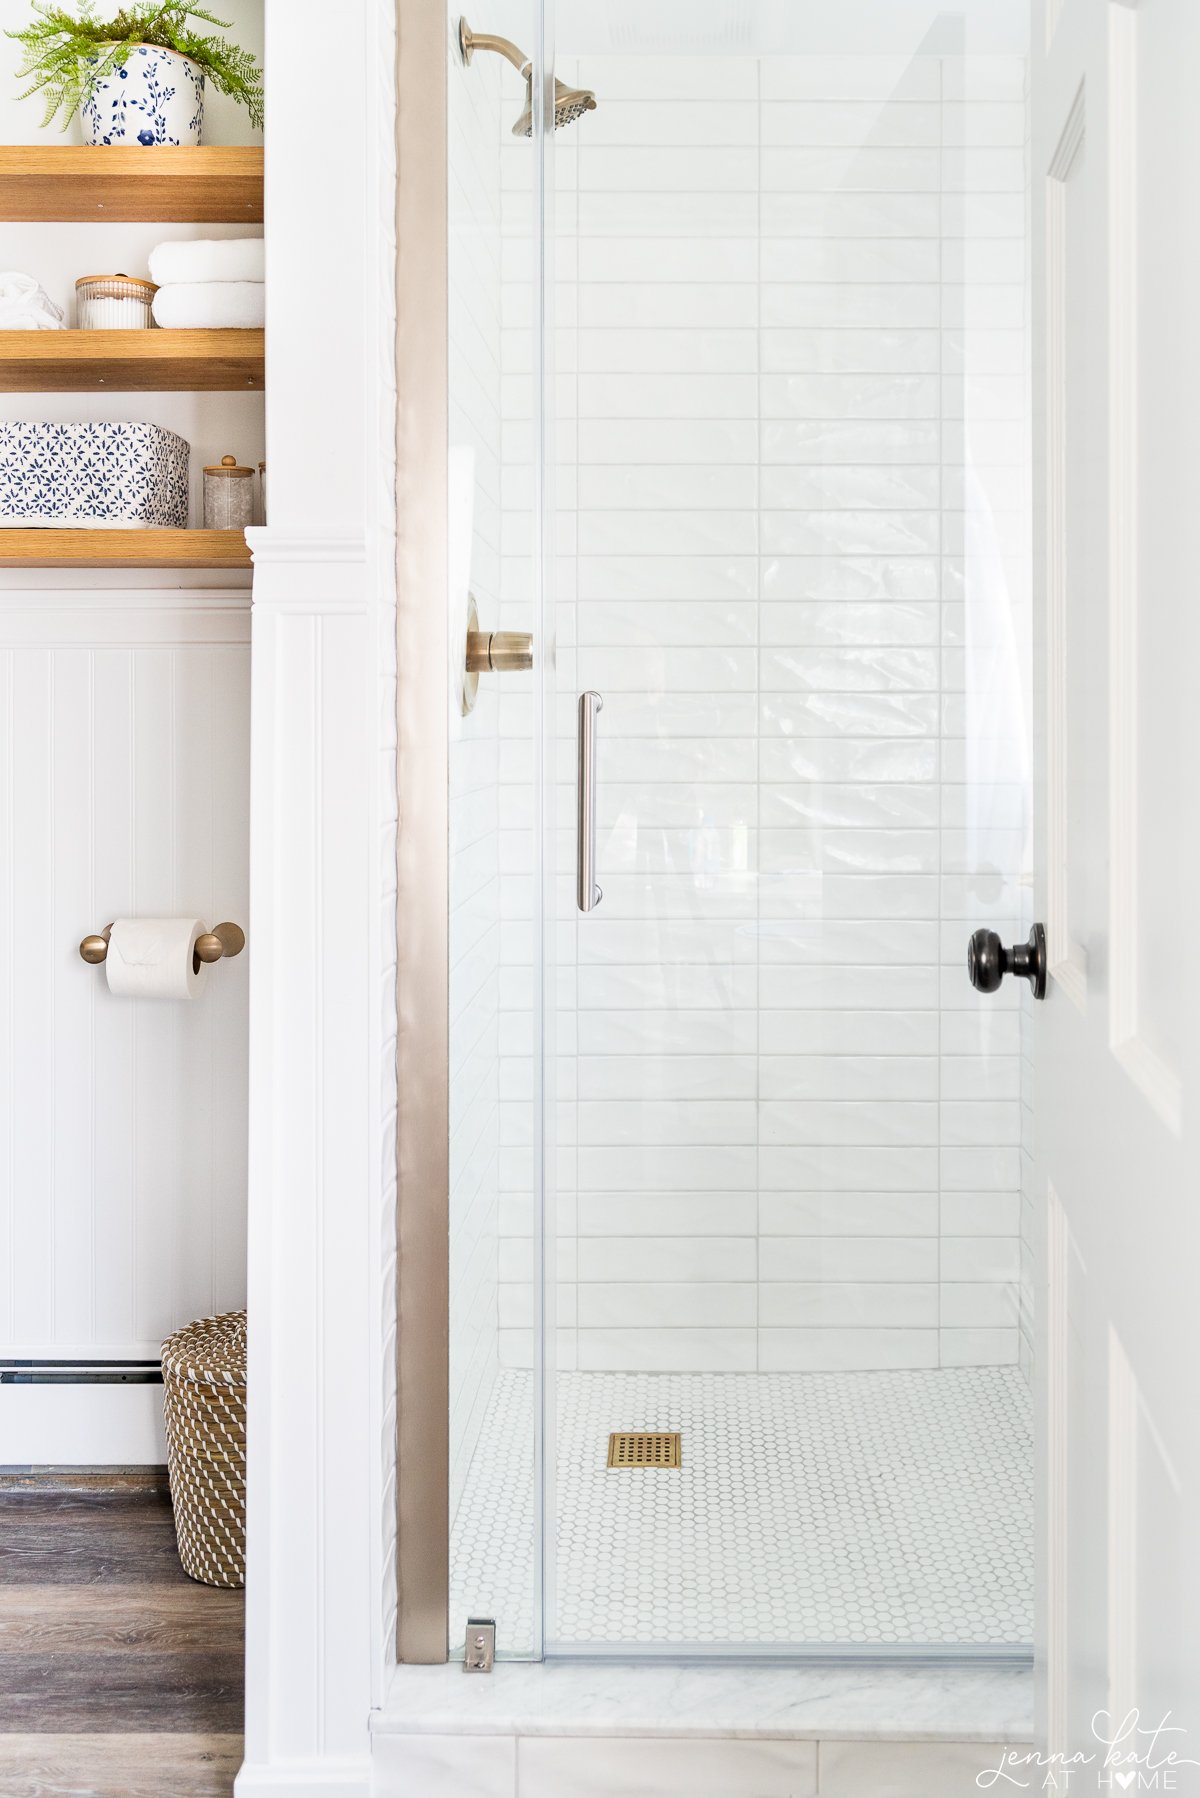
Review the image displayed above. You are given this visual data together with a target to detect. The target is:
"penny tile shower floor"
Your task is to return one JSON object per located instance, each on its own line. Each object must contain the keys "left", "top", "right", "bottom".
{"left": 450, "top": 1367, "right": 1033, "bottom": 1655}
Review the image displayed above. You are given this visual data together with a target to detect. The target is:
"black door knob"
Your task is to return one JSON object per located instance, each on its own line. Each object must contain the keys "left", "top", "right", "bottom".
{"left": 967, "top": 922, "right": 1047, "bottom": 1001}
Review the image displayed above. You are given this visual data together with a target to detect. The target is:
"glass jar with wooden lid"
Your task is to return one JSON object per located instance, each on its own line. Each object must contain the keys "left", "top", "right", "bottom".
{"left": 75, "top": 274, "right": 157, "bottom": 330}
{"left": 203, "top": 455, "right": 255, "bottom": 531}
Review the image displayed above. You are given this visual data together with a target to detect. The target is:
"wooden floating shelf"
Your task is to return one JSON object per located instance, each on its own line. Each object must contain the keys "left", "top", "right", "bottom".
{"left": 0, "top": 146, "right": 263, "bottom": 573}
{"left": 0, "top": 529, "right": 251, "bottom": 569}
{"left": 0, "top": 146, "right": 263, "bottom": 222}
{"left": 0, "top": 328, "right": 264, "bottom": 392}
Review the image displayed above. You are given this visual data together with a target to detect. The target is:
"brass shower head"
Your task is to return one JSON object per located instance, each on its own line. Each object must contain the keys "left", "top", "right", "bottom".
{"left": 512, "top": 74, "right": 597, "bottom": 138}
{"left": 458, "top": 17, "right": 597, "bottom": 136}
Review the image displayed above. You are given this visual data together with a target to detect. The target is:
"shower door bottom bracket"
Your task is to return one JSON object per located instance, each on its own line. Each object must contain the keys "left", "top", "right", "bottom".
{"left": 463, "top": 1618, "right": 496, "bottom": 1673}
{"left": 607, "top": 1431, "right": 681, "bottom": 1468}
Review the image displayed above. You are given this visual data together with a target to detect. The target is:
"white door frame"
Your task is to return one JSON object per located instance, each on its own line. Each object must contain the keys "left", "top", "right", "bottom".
{"left": 236, "top": 0, "right": 398, "bottom": 1790}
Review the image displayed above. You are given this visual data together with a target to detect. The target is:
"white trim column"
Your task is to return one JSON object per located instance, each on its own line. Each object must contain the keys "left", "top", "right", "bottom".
{"left": 237, "top": 0, "right": 396, "bottom": 1791}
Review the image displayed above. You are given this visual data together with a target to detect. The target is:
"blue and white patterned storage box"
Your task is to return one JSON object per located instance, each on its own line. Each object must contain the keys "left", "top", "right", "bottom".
{"left": 0, "top": 422, "right": 190, "bottom": 528}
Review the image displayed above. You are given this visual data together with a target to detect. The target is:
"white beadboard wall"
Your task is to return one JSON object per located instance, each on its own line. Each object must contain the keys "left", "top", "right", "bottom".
{"left": 0, "top": 13, "right": 261, "bottom": 1409}
{"left": 492, "top": 49, "right": 1032, "bottom": 1377}
{"left": 447, "top": 18, "right": 505, "bottom": 1514}
{"left": 0, "top": 590, "right": 250, "bottom": 1361}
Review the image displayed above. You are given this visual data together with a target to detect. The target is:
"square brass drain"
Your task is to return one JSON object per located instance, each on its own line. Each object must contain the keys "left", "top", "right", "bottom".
{"left": 607, "top": 1431, "right": 681, "bottom": 1469}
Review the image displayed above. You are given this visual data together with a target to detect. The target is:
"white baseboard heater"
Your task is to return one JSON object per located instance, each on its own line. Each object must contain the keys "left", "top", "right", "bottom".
{"left": 0, "top": 1364, "right": 167, "bottom": 1464}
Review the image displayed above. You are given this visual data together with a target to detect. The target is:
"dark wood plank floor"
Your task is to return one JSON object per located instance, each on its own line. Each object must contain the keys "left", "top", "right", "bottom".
{"left": 0, "top": 1473, "right": 243, "bottom": 1798}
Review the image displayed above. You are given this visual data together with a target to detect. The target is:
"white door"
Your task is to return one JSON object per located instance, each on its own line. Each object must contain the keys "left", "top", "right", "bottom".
{"left": 1026, "top": 0, "right": 1200, "bottom": 1780}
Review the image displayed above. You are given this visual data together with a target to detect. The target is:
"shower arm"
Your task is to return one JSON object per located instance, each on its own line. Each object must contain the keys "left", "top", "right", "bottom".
{"left": 459, "top": 20, "right": 532, "bottom": 77}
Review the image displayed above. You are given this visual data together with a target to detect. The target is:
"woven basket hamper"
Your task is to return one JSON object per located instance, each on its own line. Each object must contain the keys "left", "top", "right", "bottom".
{"left": 161, "top": 1310, "right": 247, "bottom": 1589}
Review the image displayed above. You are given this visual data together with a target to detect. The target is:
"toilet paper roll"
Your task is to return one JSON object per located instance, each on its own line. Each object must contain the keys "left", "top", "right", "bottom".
{"left": 104, "top": 918, "right": 205, "bottom": 1001}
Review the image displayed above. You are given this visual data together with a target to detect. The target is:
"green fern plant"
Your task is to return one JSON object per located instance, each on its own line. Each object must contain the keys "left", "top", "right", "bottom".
{"left": 8, "top": 1, "right": 264, "bottom": 131}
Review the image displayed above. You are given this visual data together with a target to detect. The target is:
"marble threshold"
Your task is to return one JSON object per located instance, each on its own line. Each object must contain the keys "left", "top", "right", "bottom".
{"left": 376, "top": 1659, "right": 1035, "bottom": 1744}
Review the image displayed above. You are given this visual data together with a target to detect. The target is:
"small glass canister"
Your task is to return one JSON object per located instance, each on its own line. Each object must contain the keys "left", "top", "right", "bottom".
{"left": 76, "top": 273, "right": 157, "bottom": 329}
{"left": 203, "top": 454, "right": 255, "bottom": 530}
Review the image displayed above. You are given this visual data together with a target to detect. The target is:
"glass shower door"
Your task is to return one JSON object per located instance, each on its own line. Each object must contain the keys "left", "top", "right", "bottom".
{"left": 445, "top": 0, "right": 546, "bottom": 1661}
{"left": 539, "top": 13, "right": 1034, "bottom": 1658}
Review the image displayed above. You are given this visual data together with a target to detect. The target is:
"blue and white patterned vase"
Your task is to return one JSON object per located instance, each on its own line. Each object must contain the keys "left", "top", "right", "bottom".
{"left": 80, "top": 45, "right": 204, "bottom": 146}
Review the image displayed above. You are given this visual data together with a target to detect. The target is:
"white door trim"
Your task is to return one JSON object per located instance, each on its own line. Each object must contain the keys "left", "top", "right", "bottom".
{"left": 237, "top": 0, "right": 397, "bottom": 1790}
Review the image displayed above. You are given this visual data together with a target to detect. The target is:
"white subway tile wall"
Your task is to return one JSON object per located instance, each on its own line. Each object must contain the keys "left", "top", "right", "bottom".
{"left": 492, "top": 49, "right": 1032, "bottom": 1380}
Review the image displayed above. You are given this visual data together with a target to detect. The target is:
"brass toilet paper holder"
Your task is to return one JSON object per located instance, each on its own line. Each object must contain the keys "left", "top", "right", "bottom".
{"left": 80, "top": 922, "right": 247, "bottom": 973}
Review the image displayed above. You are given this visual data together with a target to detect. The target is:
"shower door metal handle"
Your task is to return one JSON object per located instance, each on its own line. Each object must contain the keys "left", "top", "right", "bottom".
{"left": 577, "top": 691, "right": 603, "bottom": 913}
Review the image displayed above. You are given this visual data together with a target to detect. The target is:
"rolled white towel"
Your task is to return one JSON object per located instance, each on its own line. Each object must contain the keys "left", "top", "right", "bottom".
{"left": 148, "top": 237, "right": 265, "bottom": 287}
{"left": 152, "top": 282, "right": 265, "bottom": 330}
{"left": 0, "top": 270, "right": 65, "bottom": 330}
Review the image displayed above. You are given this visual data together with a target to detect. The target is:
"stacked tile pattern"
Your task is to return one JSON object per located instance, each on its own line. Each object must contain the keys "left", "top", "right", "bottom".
{"left": 494, "top": 50, "right": 1032, "bottom": 1378}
